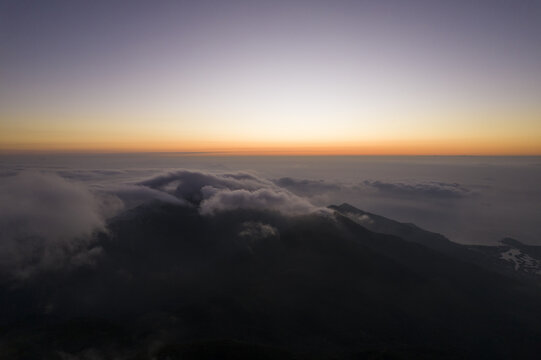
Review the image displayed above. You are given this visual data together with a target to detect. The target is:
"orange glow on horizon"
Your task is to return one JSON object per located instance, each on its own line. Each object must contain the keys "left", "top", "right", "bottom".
{"left": 2, "top": 138, "right": 540, "bottom": 156}
{"left": 2, "top": 110, "right": 540, "bottom": 156}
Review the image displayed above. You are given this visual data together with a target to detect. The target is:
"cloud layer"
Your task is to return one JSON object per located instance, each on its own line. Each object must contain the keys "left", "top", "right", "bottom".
{"left": 0, "top": 170, "right": 330, "bottom": 278}
{"left": 0, "top": 172, "right": 108, "bottom": 277}
{"left": 2, "top": 158, "right": 537, "bottom": 282}
{"left": 363, "top": 180, "right": 472, "bottom": 199}
{"left": 273, "top": 177, "right": 341, "bottom": 197}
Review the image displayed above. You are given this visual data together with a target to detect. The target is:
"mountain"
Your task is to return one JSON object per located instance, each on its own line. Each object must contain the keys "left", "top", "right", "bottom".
{"left": 1, "top": 202, "right": 541, "bottom": 359}
{"left": 329, "top": 203, "right": 463, "bottom": 254}
{"left": 330, "top": 203, "right": 541, "bottom": 281}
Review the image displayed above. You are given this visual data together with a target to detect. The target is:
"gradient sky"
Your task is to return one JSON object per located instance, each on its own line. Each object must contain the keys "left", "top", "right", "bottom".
{"left": 1, "top": 0, "right": 540, "bottom": 154}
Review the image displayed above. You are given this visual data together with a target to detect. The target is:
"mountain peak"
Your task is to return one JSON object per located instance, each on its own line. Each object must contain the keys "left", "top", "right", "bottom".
{"left": 328, "top": 203, "right": 364, "bottom": 213}
{"left": 500, "top": 237, "right": 524, "bottom": 247}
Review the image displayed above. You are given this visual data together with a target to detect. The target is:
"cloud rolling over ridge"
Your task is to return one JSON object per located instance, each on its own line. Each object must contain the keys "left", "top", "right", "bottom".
{"left": 0, "top": 169, "right": 329, "bottom": 277}
{"left": 0, "top": 172, "right": 108, "bottom": 277}
{"left": 138, "top": 170, "right": 326, "bottom": 215}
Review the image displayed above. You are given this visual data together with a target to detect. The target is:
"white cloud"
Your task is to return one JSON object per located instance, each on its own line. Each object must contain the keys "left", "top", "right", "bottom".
{"left": 138, "top": 170, "right": 329, "bottom": 216}
{"left": 199, "top": 186, "right": 323, "bottom": 216}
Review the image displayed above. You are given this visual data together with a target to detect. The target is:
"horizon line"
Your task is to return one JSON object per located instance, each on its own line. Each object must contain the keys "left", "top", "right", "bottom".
{"left": 2, "top": 149, "right": 541, "bottom": 157}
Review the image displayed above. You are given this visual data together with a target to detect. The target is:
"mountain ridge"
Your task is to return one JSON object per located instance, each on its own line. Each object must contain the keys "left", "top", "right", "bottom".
{"left": 2, "top": 201, "right": 541, "bottom": 358}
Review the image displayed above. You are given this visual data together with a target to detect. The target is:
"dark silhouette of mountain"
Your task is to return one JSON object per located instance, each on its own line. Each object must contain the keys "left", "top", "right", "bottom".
{"left": 1, "top": 202, "right": 541, "bottom": 359}
{"left": 329, "top": 203, "right": 462, "bottom": 253}
{"left": 330, "top": 203, "right": 541, "bottom": 281}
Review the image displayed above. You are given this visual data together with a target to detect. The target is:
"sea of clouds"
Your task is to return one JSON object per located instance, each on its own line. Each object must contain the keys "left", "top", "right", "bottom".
{"left": 1, "top": 154, "right": 540, "bottom": 278}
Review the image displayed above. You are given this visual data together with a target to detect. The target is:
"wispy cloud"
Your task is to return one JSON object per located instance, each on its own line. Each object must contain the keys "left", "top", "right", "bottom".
{"left": 363, "top": 180, "right": 473, "bottom": 199}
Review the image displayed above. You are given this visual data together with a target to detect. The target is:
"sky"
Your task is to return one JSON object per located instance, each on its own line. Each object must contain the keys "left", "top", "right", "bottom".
{"left": 1, "top": 0, "right": 540, "bottom": 154}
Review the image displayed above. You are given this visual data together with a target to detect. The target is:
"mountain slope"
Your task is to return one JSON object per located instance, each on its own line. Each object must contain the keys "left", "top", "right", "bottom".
{"left": 1, "top": 202, "right": 541, "bottom": 359}
{"left": 330, "top": 203, "right": 541, "bottom": 280}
